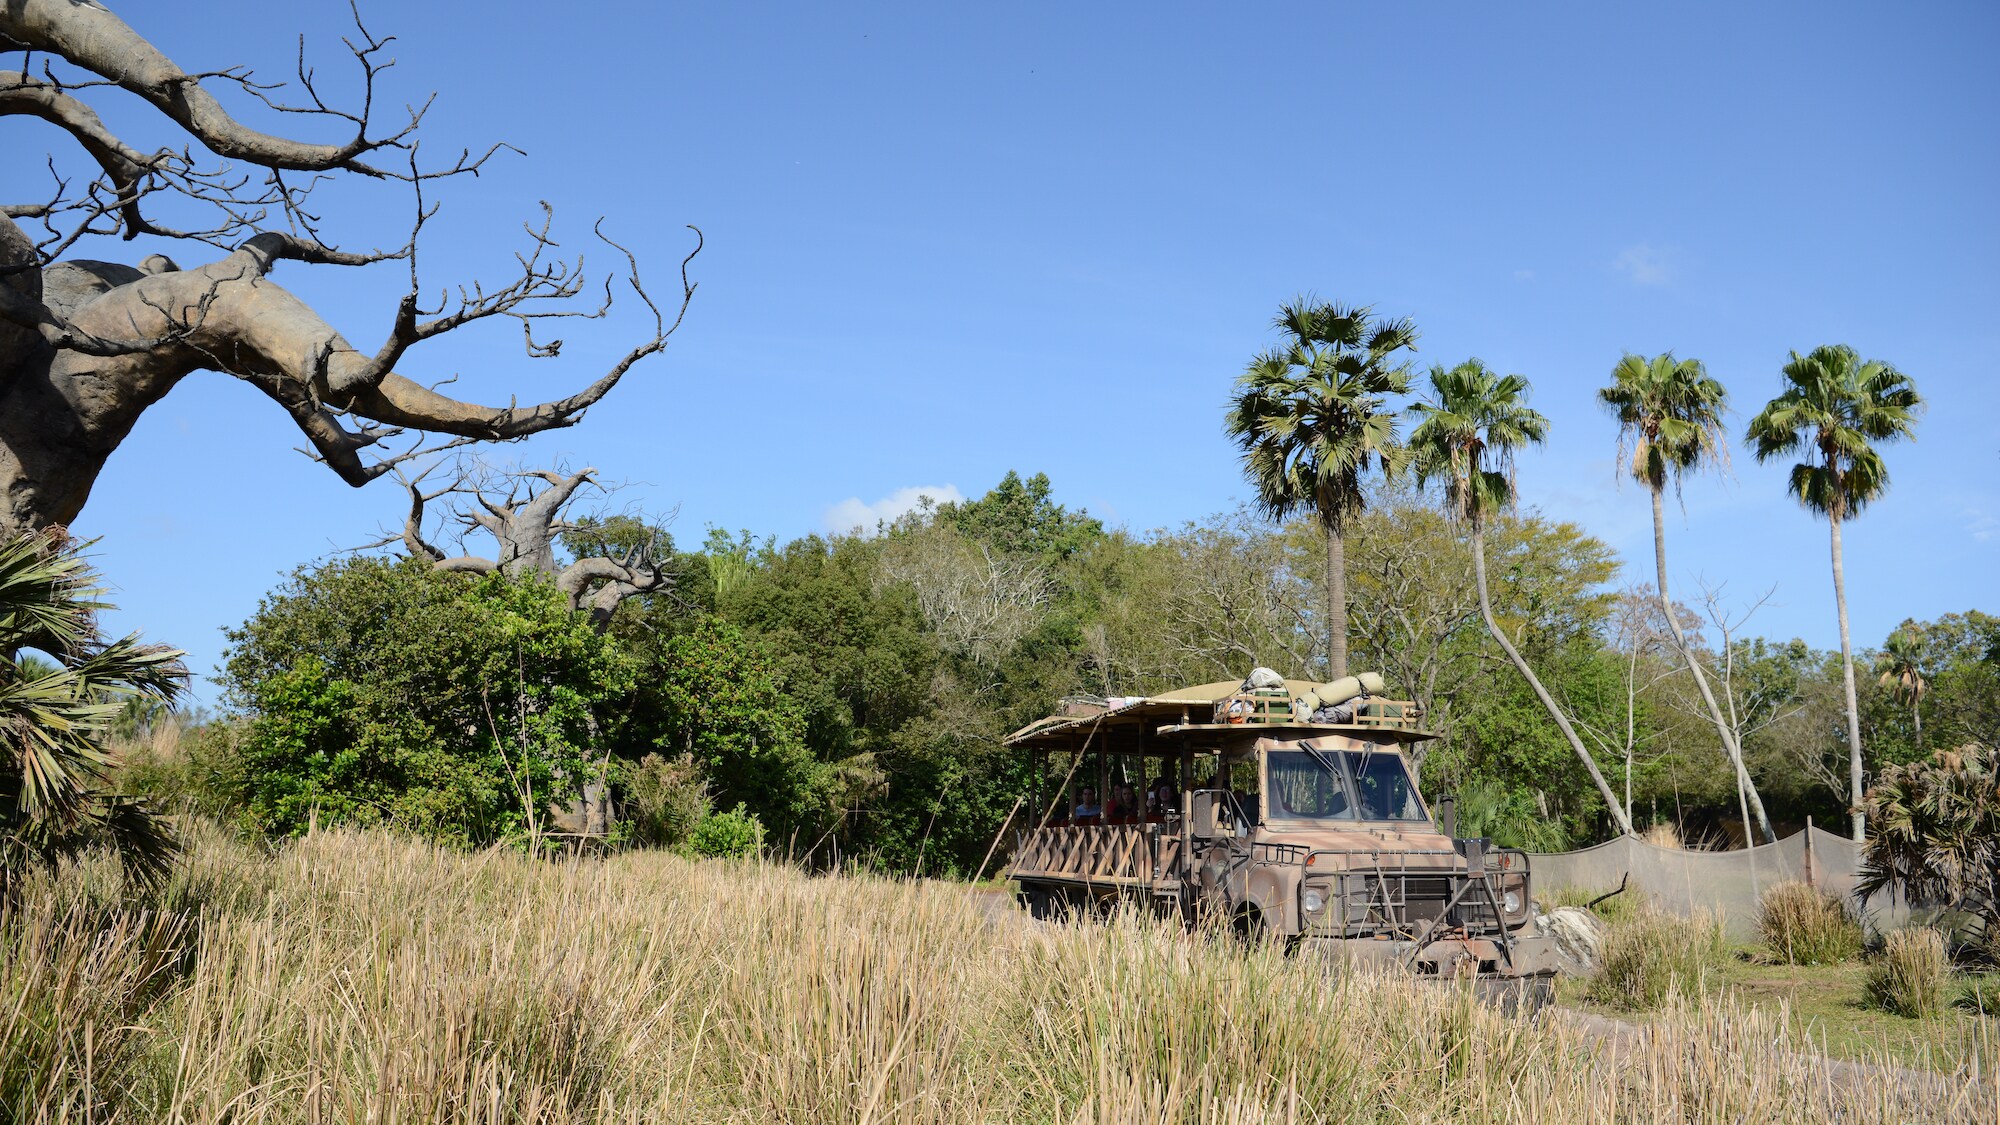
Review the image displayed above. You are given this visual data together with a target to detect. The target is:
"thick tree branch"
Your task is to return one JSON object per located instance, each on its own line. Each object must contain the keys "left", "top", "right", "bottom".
{"left": 0, "top": 69, "right": 157, "bottom": 234}
{"left": 354, "top": 461, "right": 671, "bottom": 628}
{"left": 2, "top": 0, "right": 400, "bottom": 176}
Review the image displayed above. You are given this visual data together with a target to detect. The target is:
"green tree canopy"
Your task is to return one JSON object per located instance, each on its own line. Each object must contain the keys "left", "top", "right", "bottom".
{"left": 222, "top": 558, "right": 635, "bottom": 846}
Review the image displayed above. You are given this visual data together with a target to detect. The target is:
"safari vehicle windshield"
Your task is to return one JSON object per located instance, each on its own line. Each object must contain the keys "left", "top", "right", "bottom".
{"left": 1265, "top": 747, "right": 1429, "bottom": 823}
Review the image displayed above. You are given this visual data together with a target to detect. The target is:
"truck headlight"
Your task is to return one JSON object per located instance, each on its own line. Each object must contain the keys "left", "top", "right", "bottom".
{"left": 1502, "top": 889, "right": 1522, "bottom": 915}
{"left": 1302, "top": 889, "right": 1325, "bottom": 914}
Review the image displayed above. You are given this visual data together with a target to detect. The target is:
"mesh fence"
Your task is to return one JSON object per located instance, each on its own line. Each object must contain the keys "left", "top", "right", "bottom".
{"left": 1528, "top": 825, "right": 1907, "bottom": 940}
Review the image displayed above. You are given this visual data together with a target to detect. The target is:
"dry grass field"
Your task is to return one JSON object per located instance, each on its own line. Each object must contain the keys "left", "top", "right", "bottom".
{"left": 4, "top": 824, "right": 1994, "bottom": 1123}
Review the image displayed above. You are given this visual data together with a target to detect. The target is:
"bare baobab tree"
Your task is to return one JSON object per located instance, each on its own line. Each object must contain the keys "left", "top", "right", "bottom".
{"left": 391, "top": 463, "right": 672, "bottom": 631}
{"left": 0, "top": 1, "right": 698, "bottom": 539}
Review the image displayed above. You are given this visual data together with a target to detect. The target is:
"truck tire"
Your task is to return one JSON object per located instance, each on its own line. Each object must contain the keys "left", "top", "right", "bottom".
{"left": 1232, "top": 907, "right": 1304, "bottom": 956}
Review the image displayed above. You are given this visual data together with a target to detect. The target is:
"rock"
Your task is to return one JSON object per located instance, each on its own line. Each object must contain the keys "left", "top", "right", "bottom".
{"left": 1538, "top": 907, "right": 1606, "bottom": 975}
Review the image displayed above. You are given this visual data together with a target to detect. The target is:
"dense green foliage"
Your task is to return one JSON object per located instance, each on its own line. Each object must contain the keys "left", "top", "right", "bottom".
{"left": 219, "top": 559, "right": 635, "bottom": 846}
{"left": 124, "top": 461, "right": 1993, "bottom": 870}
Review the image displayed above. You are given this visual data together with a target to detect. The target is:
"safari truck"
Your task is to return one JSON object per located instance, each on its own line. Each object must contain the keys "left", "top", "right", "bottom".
{"left": 1004, "top": 672, "right": 1559, "bottom": 1003}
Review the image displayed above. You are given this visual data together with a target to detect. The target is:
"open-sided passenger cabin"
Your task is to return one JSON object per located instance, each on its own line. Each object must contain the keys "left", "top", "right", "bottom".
{"left": 1004, "top": 677, "right": 1431, "bottom": 909}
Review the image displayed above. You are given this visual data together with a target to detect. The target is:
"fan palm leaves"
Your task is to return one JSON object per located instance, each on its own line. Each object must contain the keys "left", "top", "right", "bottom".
{"left": 1600, "top": 353, "right": 1732, "bottom": 493}
{"left": 1410, "top": 360, "right": 1635, "bottom": 836}
{"left": 1748, "top": 344, "right": 1922, "bottom": 840}
{"left": 1225, "top": 297, "right": 1417, "bottom": 678}
{"left": 1858, "top": 744, "right": 1998, "bottom": 952}
{"left": 1598, "top": 352, "right": 1774, "bottom": 843}
{"left": 1874, "top": 625, "right": 1929, "bottom": 750}
{"left": 2, "top": 531, "right": 186, "bottom": 896}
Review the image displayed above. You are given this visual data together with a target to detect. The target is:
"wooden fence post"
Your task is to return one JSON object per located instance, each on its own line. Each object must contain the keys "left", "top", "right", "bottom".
{"left": 1803, "top": 815, "right": 1815, "bottom": 889}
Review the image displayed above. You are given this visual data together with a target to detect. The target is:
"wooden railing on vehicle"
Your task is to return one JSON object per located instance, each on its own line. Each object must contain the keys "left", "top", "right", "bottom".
{"left": 1188, "top": 693, "right": 1426, "bottom": 733}
{"left": 1011, "top": 823, "right": 1159, "bottom": 887}
{"left": 1349, "top": 699, "right": 1424, "bottom": 730}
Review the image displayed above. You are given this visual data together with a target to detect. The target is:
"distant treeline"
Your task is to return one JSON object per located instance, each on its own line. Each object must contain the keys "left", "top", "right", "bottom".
{"left": 128, "top": 471, "right": 1998, "bottom": 874}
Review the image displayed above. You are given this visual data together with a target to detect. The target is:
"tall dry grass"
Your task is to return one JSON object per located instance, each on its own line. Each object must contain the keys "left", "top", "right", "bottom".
{"left": 1869, "top": 927, "right": 1951, "bottom": 1019}
{"left": 2, "top": 823, "right": 1994, "bottom": 1123}
{"left": 1587, "top": 907, "right": 1728, "bottom": 1012}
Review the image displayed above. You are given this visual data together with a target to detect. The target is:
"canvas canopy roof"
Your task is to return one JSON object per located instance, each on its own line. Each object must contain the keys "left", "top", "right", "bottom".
{"left": 1003, "top": 678, "right": 1384, "bottom": 751}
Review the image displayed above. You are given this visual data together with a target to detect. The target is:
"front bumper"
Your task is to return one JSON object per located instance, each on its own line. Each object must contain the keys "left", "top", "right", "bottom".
{"left": 1301, "top": 929, "right": 1563, "bottom": 981}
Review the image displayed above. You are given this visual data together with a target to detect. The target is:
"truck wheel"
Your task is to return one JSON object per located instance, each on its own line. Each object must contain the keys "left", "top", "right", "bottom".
{"left": 1232, "top": 908, "right": 1303, "bottom": 956}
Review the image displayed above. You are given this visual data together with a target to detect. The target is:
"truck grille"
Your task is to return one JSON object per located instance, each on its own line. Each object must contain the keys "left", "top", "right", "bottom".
{"left": 1331, "top": 872, "right": 1505, "bottom": 935}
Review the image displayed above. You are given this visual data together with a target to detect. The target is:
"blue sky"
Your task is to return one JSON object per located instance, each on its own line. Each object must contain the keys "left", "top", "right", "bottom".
{"left": 10, "top": 1, "right": 1996, "bottom": 702}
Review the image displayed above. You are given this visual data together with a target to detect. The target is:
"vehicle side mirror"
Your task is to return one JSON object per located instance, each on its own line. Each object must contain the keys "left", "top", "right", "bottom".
{"left": 1189, "top": 790, "right": 1223, "bottom": 840}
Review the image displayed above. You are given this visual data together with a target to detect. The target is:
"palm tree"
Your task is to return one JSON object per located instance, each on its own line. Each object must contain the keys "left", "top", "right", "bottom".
{"left": 1225, "top": 298, "right": 1417, "bottom": 679}
{"left": 1599, "top": 352, "right": 1774, "bottom": 844}
{"left": 1, "top": 531, "right": 186, "bottom": 897}
{"left": 1747, "top": 344, "right": 1922, "bottom": 841}
{"left": 1873, "top": 624, "right": 1928, "bottom": 751}
{"left": 1409, "top": 360, "right": 1635, "bottom": 836}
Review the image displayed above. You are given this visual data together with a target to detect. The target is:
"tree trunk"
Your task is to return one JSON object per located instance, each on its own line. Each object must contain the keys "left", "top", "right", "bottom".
{"left": 1912, "top": 699, "right": 1923, "bottom": 753}
{"left": 1324, "top": 522, "right": 1346, "bottom": 680}
{"left": 1624, "top": 637, "right": 1637, "bottom": 827}
{"left": 1473, "top": 523, "right": 1634, "bottom": 837}
{"left": 1649, "top": 487, "right": 1776, "bottom": 842}
{"left": 1830, "top": 512, "right": 1866, "bottom": 842}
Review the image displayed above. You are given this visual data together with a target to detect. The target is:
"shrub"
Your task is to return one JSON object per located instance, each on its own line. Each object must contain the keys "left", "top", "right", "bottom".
{"left": 1858, "top": 744, "right": 1999, "bottom": 955}
{"left": 1867, "top": 926, "right": 1949, "bottom": 1019}
{"left": 615, "top": 753, "right": 710, "bottom": 850}
{"left": 115, "top": 717, "right": 252, "bottom": 826}
{"left": 1758, "top": 880, "right": 1863, "bottom": 965}
{"left": 1957, "top": 976, "right": 2000, "bottom": 1016}
{"left": 689, "top": 803, "right": 764, "bottom": 859}
{"left": 1448, "top": 780, "right": 1571, "bottom": 852}
{"left": 1587, "top": 908, "right": 1727, "bottom": 1011}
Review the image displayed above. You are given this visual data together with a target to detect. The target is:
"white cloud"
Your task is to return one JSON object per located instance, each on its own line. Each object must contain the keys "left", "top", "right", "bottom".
{"left": 824, "top": 484, "right": 964, "bottom": 535}
{"left": 1613, "top": 242, "right": 1674, "bottom": 285}
{"left": 1963, "top": 507, "right": 1998, "bottom": 543}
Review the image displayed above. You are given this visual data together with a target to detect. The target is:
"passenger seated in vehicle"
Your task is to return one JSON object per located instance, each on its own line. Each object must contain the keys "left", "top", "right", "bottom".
{"left": 1146, "top": 777, "right": 1179, "bottom": 816}
{"left": 1106, "top": 783, "right": 1139, "bottom": 821}
{"left": 1072, "top": 787, "right": 1101, "bottom": 819}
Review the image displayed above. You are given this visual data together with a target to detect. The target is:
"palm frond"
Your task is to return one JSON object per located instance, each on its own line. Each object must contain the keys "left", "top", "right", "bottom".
{"left": 1751, "top": 343, "right": 1922, "bottom": 520}
{"left": 1408, "top": 359, "right": 1548, "bottom": 527}
{"left": 2, "top": 532, "right": 188, "bottom": 899}
{"left": 1225, "top": 298, "right": 1419, "bottom": 530}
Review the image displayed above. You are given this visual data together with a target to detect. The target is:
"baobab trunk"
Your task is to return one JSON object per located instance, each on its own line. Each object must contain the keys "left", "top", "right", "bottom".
{"left": 1324, "top": 523, "right": 1346, "bottom": 680}
{"left": 1473, "top": 523, "right": 1634, "bottom": 837}
{"left": 1649, "top": 486, "right": 1776, "bottom": 843}
{"left": 1830, "top": 513, "right": 1866, "bottom": 842}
